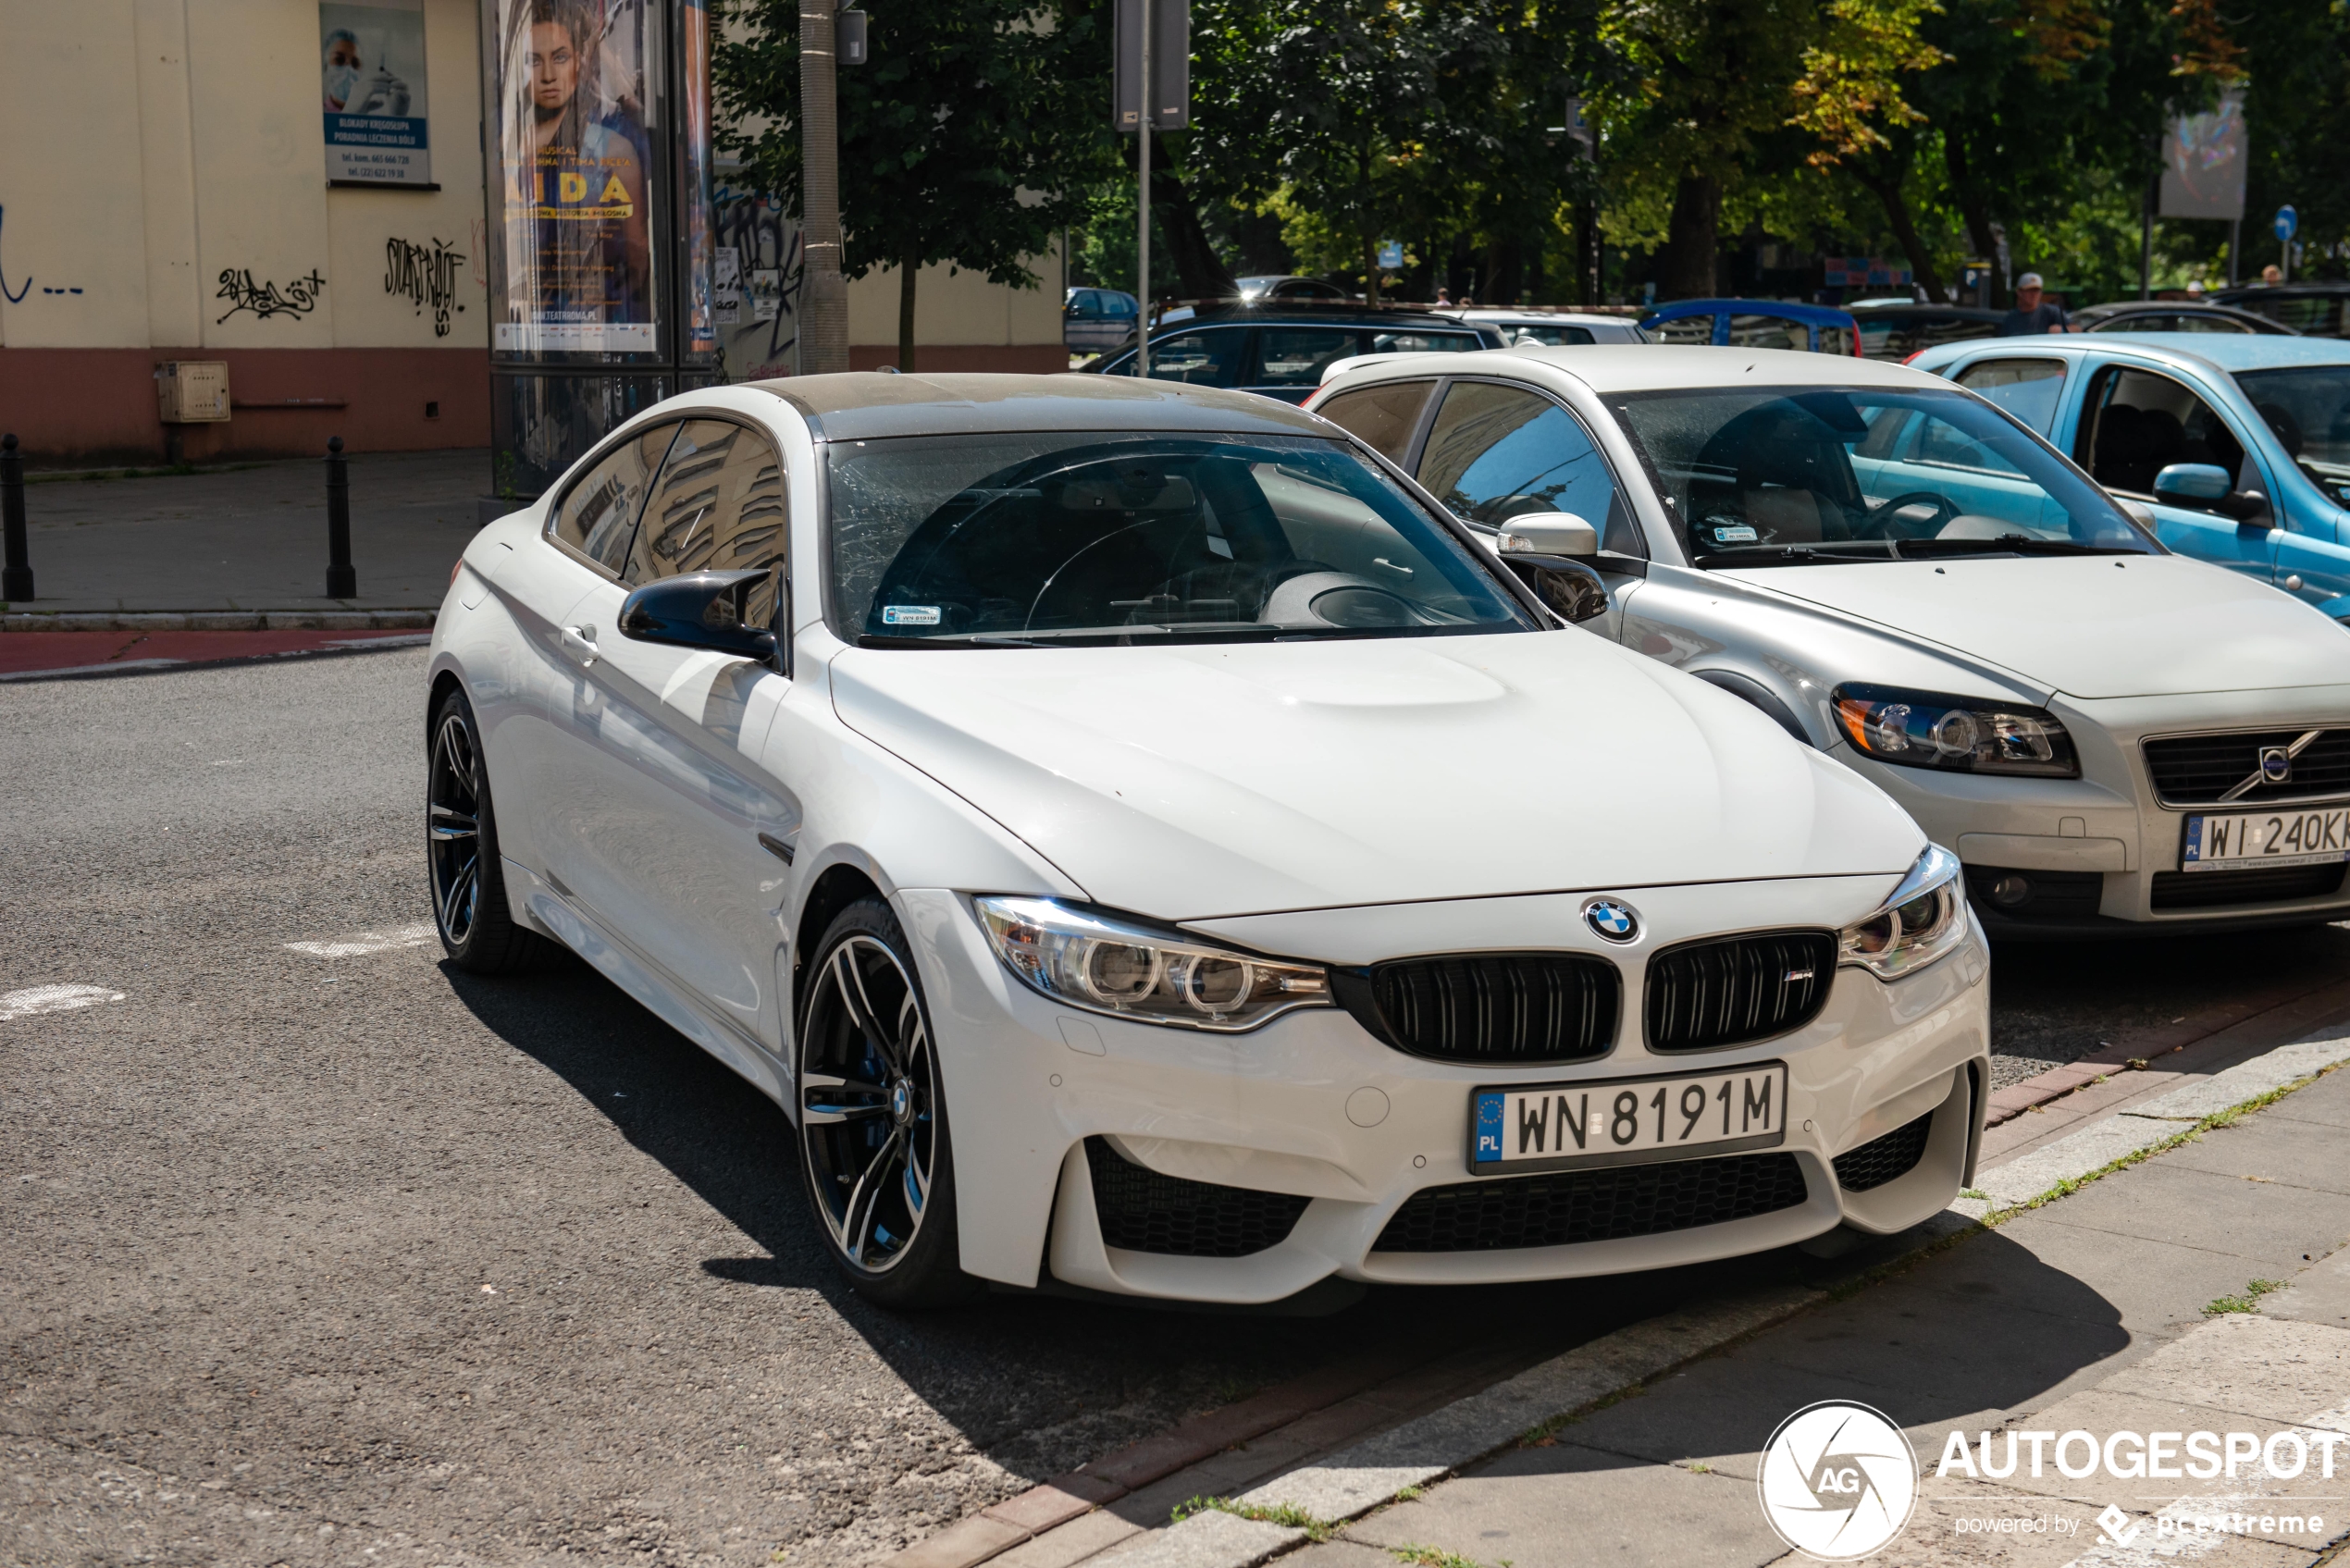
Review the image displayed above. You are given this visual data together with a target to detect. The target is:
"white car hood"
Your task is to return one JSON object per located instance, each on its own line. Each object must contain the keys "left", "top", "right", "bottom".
{"left": 1721, "top": 554, "right": 2350, "bottom": 699}
{"left": 830, "top": 633, "right": 1921, "bottom": 920}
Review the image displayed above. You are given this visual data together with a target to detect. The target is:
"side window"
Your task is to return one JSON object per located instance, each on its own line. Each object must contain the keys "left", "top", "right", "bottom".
{"left": 1727, "top": 314, "right": 1807, "bottom": 352}
{"left": 1315, "top": 379, "right": 1436, "bottom": 462}
{"left": 1955, "top": 358, "right": 2065, "bottom": 435}
{"left": 1255, "top": 328, "right": 1360, "bottom": 389}
{"left": 550, "top": 422, "right": 676, "bottom": 574}
{"left": 2079, "top": 367, "right": 2246, "bottom": 501}
{"left": 1415, "top": 381, "right": 1640, "bottom": 555}
{"left": 1367, "top": 329, "right": 1484, "bottom": 354}
{"left": 1134, "top": 328, "right": 1250, "bottom": 386}
{"left": 1648, "top": 314, "right": 1717, "bottom": 345}
{"left": 1513, "top": 325, "right": 1594, "bottom": 346}
{"left": 1815, "top": 325, "right": 1856, "bottom": 357}
{"left": 625, "top": 418, "right": 789, "bottom": 625}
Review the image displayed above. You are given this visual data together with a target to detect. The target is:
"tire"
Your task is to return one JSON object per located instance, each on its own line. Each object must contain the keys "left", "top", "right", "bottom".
{"left": 796, "top": 899, "right": 983, "bottom": 1308}
{"left": 427, "top": 686, "right": 556, "bottom": 974}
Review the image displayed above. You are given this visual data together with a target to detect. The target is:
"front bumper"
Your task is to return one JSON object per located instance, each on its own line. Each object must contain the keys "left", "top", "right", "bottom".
{"left": 895, "top": 878, "right": 1990, "bottom": 1304}
{"left": 1835, "top": 684, "right": 2350, "bottom": 936}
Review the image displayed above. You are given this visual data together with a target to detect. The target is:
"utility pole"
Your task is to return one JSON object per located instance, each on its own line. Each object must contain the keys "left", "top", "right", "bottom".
{"left": 1136, "top": 0, "right": 1151, "bottom": 379}
{"left": 799, "top": 0, "right": 849, "bottom": 374}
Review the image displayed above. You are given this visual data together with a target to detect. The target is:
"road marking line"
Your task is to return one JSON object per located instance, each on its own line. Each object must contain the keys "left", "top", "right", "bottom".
{"left": 0, "top": 983, "right": 126, "bottom": 1020}
{"left": 284, "top": 921, "right": 438, "bottom": 959}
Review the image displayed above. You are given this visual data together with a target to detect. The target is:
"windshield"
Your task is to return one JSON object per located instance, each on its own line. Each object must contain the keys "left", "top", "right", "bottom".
{"left": 823, "top": 432, "right": 1537, "bottom": 646}
{"left": 1605, "top": 386, "right": 2158, "bottom": 567}
{"left": 2235, "top": 365, "right": 2350, "bottom": 506}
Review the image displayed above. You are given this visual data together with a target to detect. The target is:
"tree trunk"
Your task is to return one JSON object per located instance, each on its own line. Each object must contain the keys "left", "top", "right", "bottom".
{"left": 1853, "top": 158, "right": 1946, "bottom": 303}
{"left": 1941, "top": 132, "right": 2002, "bottom": 304}
{"left": 1150, "top": 167, "right": 1240, "bottom": 299}
{"left": 1485, "top": 237, "right": 1524, "bottom": 307}
{"left": 796, "top": 0, "right": 848, "bottom": 373}
{"left": 897, "top": 245, "right": 918, "bottom": 372}
{"left": 1658, "top": 176, "right": 1722, "bottom": 301}
{"left": 1362, "top": 233, "right": 1380, "bottom": 303}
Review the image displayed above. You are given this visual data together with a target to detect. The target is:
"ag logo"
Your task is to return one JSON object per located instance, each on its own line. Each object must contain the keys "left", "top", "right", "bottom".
{"left": 1757, "top": 1401, "right": 1918, "bottom": 1561}
{"left": 1582, "top": 896, "right": 1639, "bottom": 943}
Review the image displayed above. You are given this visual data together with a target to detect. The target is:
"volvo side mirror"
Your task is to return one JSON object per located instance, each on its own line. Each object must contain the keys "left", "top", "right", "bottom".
{"left": 1495, "top": 512, "right": 1601, "bottom": 559}
{"left": 618, "top": 568, "right": 776, "bottom": 661}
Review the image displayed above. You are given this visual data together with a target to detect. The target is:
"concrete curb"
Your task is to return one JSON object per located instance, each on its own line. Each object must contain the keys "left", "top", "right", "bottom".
{"left": 1, "top": 611, "right": 438, "bottom": 632}
{"left": 1951, "top": 1031, "right": 2350, "bottom": 1221}
{"left": 1096, "top": 1511, "right": 1306, "bottom": 1568}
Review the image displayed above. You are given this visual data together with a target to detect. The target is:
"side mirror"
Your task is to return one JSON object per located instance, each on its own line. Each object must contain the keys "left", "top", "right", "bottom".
{"left": 1495, "top": 512, "right": 1600, "bottom": 558}
{"left": 2154, "top": 463, "right": 2271, "bottom": 524}
{"left": 1502, "top": 554, "right": 1612, "bottom": 624}
{"left": 618, "top": 568, "right": 776, "bottom": 661}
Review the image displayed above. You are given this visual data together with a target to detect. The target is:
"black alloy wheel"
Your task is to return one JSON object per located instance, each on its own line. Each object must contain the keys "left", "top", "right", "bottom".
{"left": 797, "top": 900, "right": 979, "bottom": 1306}
{"left": 427, "top": 687, "right": 551, "bottom": 974}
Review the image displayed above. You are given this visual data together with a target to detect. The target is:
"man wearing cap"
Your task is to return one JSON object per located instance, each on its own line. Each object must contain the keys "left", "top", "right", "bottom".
{"left": 1998, "top": 273, "right": 2072, "bottom": 335}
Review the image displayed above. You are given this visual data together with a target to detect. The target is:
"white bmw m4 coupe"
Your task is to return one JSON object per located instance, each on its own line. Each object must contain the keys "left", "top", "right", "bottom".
{"left": 427, "top": 373, "right": 1990, "bottom": 1308}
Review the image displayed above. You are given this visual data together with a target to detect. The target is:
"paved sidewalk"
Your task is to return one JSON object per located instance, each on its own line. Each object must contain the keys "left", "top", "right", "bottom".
{"left": 1278, "top": 1063, "right": 2350, "bottom": 1568}
{"left": 4, "top": 449, "right": 490, "bottom": 613}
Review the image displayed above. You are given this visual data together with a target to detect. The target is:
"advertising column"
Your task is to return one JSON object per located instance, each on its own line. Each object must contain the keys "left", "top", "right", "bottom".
{"left": 480, "top": 0, "right": 717, "bottom": 499}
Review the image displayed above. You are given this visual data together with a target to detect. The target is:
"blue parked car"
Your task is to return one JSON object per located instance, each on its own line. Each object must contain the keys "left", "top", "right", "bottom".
{"left": 1640, "top": 298, "right": 1862, "bottom": 357}
{"left": 1911, "top": 334, "right": 2350, "bottom": 622}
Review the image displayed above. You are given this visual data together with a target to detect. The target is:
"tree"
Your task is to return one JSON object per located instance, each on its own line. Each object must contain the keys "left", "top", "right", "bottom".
{"left": 717, "top": 0, "right": 1118, "bottom": 369}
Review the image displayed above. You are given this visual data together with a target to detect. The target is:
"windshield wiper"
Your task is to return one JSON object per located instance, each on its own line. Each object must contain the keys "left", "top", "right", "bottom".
{"left": 1694, "top": 542, "right": 1900, "bottom": 568}
{"left": 1893, "top": 536, "right": 2142, "bottom": 558}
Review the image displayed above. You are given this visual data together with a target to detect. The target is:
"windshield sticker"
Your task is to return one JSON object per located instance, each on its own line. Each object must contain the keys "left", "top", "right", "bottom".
{"left": 882, "top": 605, "right": 943, "bottom": 626}
{"left": 1709, "top": 524, "right": 1760, "bottom": 544}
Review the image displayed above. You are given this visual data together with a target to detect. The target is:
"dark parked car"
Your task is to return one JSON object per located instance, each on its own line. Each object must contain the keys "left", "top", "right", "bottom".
{"left": 1064, "top": 287, "right": 1142, "bottom": 354}
{"left": 2214, "top": 284, "right": 2350, "bottom": 339}
{"left": 1640, "top": 298, "right": 1862, "bottom": 355}
{"left": 1845, "top": 300, "right": 2005, "bottom": 361}
{"left": 2074, "top": 300, "right": 2298, "bottom": 336}
{"left": 1082, "top": 305, "right": 1505, "bottom": 403}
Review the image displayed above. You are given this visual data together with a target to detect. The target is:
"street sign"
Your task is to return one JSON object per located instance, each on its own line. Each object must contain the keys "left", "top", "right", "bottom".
{"left": 1376, "top": 241, "right": 1404, "bottom": 270}
{"left": 2275, "top": 205, "right": 2298, "bottom": 241}
{"left": 837, "top": 9, "right": 868, "bottom": 65}
{"left": 1113, "top": 0, "right": 1189, "bottom": 131}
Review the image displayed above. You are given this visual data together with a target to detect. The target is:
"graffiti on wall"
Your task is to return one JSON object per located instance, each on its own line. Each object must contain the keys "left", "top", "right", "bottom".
{"left": 384, "top": 235, "right": 467, "bottom": 336}
{"left": 0, "top": 204, "right": 80, "bottom": 303}
{"left": 216, "top": 267, "right": 327, "bottom": 324}
{"left": 712, "top": 191, "right": 801, "bottom": 379}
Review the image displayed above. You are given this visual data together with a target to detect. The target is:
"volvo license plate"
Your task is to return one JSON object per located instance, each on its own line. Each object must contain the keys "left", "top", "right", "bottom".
{"left": 1468, "top": 1063, "right": 1790, "bottom": 1176}
{"left": 2180, "top": 806, "right": 2350, "bottom": 872}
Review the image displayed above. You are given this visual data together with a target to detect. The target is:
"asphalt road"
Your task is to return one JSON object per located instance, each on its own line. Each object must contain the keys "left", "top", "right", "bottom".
{"left": 6, "top": 647, "right": 2347, "bottom": 1565}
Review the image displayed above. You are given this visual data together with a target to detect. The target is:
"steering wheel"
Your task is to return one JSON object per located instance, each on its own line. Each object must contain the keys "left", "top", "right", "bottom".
{"left": 1860, "top": 490, "right": 1960, "bottom": 540}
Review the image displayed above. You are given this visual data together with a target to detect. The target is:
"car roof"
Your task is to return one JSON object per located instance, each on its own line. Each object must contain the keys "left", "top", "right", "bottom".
{"left": 1154, "top": 303, "right": 1475, "bottom": 330}
{"left": 1329, "top": 343, "right": 1940, "bottom": 395}
{"left": 1446, "top": 309, "right": 1632, "bottom": 326}
{"left": 744, "top": 371, "right": 1331, "bottom": 440}
{"left": 2217, "top": 283, "right": 2350, "bottom": 302}
{"left": 2068, "top": 333, "right": 2350, "bottom": 371}
{"left": 1641, "top": 298, "right": 1857, "bottom": 326}
{"left": 1847, "top": 302, "right": 2005, "bottom": 322}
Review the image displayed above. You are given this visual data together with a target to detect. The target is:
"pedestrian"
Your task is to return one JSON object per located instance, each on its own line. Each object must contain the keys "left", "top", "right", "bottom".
{"left": 2261, "top": 264, "right": 2283, "bottom": 285}
{"left": 1435, "top": 285, "right": 1453, "bottom": 306}
{"left": 1998, "top": 272, "right": 2072, "bottom": 336}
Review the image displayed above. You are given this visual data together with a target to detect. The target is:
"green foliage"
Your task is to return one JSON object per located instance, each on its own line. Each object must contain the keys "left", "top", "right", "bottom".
{"left": 2204, "top": 1278, "right": 2283, "bottom": 1315}
{"left": 715, "top": 0, "right": 1118, "bottom": 289}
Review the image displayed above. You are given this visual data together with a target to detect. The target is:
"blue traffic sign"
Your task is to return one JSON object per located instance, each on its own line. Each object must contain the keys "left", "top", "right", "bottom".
{"left": 2275, "top": 205, "right": 2299, "bottom": 241}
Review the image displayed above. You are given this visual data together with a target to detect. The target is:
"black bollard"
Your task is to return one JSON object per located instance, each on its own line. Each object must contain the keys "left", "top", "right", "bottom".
{"left": 325, "top": 436, "right": 356, "bottom": 599}
{"left": 2, "top": 433, "right": 31, "bottom": 602}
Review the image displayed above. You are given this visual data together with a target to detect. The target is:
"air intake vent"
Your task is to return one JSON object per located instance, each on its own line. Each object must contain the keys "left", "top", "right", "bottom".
{"left": 2143, "top": 729, "right": 2350, "bottom": 806}
{"left": 1831, "top": 1113, "right": 1933, "bottom": 1192}
{"left": 1645, "top": 931, "right": 1836, "bottom": 1052}
{"left": 1342, "top": 954, "right": 1619, "bottom": 1066}
{"left": 2150, "top": 863, "right": 2347, "bottom": 909}
{"left": 1084, "top": 1138, "right": 1308, "bottom": 1258}
{"left": 1372, "top": 1152, "right": 1809, "bottom": 1253}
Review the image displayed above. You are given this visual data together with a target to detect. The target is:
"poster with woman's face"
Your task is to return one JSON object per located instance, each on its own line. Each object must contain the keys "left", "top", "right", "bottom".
{"left": 491, "top": 0, "right": 657, "bottom": 352}
{"left": 320, "top": 0, "right": 431, "bottom": 185}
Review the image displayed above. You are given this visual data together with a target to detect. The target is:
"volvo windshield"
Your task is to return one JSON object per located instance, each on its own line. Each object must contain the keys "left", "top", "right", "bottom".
{"left": 1606, "top": 386, "right": 2158, "bottom": 567}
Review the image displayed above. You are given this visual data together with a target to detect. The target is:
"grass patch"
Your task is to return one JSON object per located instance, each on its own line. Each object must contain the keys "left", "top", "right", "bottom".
{"left": 1390, "top": 1547, "right": 1483, "bottom": 1568}
{"left": 2204, "top": 1278, "right": 2284, "bottom": 1316}
{"left": 1170, "top": 1496, "right": 1331, "bottom": 1541}
{"left": 1394, "top": 1486, "right": 1423, "bottom": 1501}
{"left": 1958, "top": 1188, "right": 1989, "bottom": 1201}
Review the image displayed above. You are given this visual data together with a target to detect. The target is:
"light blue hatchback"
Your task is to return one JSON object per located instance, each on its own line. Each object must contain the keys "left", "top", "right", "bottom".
{"left": 1911, "top": 334, "right": 2350, "bottom": 622}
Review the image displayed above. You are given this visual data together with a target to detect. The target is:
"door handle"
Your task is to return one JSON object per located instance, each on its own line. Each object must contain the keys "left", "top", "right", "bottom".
{"left": 562, "top": 623, "right": 600, "bottom": 667}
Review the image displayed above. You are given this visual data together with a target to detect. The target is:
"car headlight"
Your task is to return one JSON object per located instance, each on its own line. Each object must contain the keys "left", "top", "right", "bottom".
{"left": 974, "top": 896, "right": 1331, "bottom": 1032}
{"left": 1838, "top": 845, "right": 1970, "bottom": 980}
{"left": 1831, "top": 683, "right": 2079, "bottom": 777}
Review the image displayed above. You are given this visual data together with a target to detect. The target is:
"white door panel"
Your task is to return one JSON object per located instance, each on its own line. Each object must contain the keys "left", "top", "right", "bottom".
{"left": 483, "top": 537, "right": 605, "bottom": 872}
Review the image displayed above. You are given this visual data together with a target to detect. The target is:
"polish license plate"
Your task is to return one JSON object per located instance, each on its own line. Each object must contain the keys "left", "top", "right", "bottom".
{"left": 1468, "top": 1063, "right": 1790, "bottom": 1176}
{"left": 2180, "top": 805, "right": 2350, "bottom": 872}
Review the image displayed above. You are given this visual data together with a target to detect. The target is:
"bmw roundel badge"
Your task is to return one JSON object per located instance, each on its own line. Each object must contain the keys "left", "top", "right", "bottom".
{"left": 1583, "top": 897, "right": 1639, "bottom": 943}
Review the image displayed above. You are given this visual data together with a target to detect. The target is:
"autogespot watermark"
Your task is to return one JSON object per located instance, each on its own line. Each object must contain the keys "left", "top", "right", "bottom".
{"left": 1757, "top": 1406, "right": 2344, "bottom": 1559}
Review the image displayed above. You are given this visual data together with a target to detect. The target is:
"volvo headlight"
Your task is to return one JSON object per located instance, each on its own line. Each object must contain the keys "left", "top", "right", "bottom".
{"left": 1832, "top": 684, "right": 2078, "bottom": 777}
{"left": 1839, "top": 845, "right": 1970, "bottom": 980}
{"left": 974, "top": 896, "right": 1331, "bottom": 1032}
